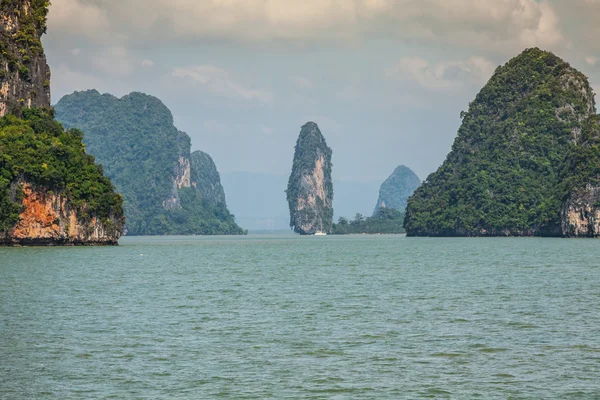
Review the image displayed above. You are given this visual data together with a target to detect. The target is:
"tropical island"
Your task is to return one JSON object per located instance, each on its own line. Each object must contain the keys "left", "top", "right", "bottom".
{"left": 405, "top": 48, "right": 600, "bottom": 238}
{"left": 0, "top": 0, "right": 124, "bottom": 245}
{"left": 55, "top": 90, "right": 246, "bottom": 236}
{"left": 286, "top": 122, "right": 334, "bottom": 235}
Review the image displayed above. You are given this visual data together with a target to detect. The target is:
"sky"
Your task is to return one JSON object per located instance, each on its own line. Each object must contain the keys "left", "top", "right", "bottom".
{"left": 43, "top": 0, "right": 600, "bottom": 183}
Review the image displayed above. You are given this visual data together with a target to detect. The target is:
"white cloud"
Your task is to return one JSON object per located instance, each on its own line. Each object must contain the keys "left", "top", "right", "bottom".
{"left": 517, "top": 1, "right": 563, "bottom": 50}
{"left": 50, "top": 64, "right": 130, "bottom": 101}
{"left": 48, "top": 0, "right": 112, "bottom": 43}
{"left": 47, "top": 0, "right": 565, "bottom": 53}
{"left": 141, "top": 59, "right": 154, "bottom": 67}
{"left": 92, "top": 46, "right": 135, "bottom": 76}
{"left": 551, "top": 1, "right": 600, "bottom": 51}
{"left": 51, "top": 64, "right": 104, "bottom": 101}
{"left": 586, "top": 56, "right": 598, "bottom": 66}
{"left": 172, "top": 65, "right": 273, "bottom": 103}
{"left": 386, "top": 56, "right": 496, "bottom": 93}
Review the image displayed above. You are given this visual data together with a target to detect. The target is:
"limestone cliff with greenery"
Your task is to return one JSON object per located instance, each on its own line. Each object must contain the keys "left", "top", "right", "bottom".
{"left": 405, "top": 48, "right": 600, "bottom": 237}
{"left": 373, "top": 165, "right": 421, "bottom": 215}
{"left": 286, "top": 122, "right": 333, "bottom": 234}
{"left": 190, "top": 150, "right": 227, "bottom": 206}
{"left": 55, "top": 90, "right": 245, "bottom": 236}
{"left": 0, "top": 1, "right": 124, "bottom": 245}
{"left": 0, "top": 0, "right": 51, "bottom": 117}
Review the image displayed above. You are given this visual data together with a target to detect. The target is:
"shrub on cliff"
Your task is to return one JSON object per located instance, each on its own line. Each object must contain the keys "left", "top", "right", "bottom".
{"left": 405, "top": 48, "right": 600, "bottom": 237}
{"left": 0, "top": 108, "right": 123, "bottom": 231}
{"left": 55, "top": 90, "right": 245, "bottom": 236}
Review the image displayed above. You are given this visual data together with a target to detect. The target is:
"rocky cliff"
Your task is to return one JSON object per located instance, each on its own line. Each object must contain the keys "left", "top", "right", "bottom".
{"left": 0, "top": 2, "right": 124, "bottom": 246}
{"left": 191, "top": 151, "right": 227, "bottom": 206}
{"left": 405, "top": 48, "right": 600, "bottom": 237}
{"left": 2, "top": 181, "right": 121, "bottom": 245}
{"left": 286, "top": 122, "right": 333, "bottom": 234}
{"left": 0, "top": 0, "right": 51, "bottom": 117}
{"left": 55, "top": 90, "right": 244, "bottom": 236}
{"left": 373, "top": 165, "right": 421, "bottom": 215}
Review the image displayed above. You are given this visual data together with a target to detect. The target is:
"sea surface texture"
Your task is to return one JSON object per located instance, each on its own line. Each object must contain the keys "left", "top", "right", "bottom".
{"left": 1, "top": 235, "right": 599, "bottom": 399}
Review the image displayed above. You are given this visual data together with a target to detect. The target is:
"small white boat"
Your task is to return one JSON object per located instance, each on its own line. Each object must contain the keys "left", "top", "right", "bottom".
{"left": 314, "top": 232, "right": 327, "bottom": 236}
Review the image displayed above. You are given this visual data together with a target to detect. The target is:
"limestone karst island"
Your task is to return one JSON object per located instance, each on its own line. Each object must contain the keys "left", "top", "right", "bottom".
{"left": 287, "top": 122, "right": 334, "bottom": 235}
{"left": 4, "top": 1, "right": 600, "bottom": 398}
{"left": 54, "top": 90, "right": 245, "bottom": 236}
{"left": 405, "top": 48, "right": 600, "bottom": 238}
{"left": 2, "top": 2, "right": 600, "bottom": 242}
{"left": 0, "top": 0, "right": 124, "bottom": 245}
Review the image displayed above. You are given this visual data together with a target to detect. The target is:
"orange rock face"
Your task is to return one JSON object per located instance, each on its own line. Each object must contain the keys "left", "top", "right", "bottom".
{"left": 3, "top": 182, "right": 122, "bottom": 246}
{"left": 12, "top": 185, "right": 62, "bottom": 239}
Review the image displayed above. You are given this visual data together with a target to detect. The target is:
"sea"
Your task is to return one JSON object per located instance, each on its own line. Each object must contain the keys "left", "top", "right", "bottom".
{"left": 1, "top": 235, "right": 599, "bottom": 399}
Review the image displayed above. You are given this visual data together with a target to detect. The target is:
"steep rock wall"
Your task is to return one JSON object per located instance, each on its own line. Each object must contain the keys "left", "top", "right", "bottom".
{"left": 404, "top": 48, "right": 600, "bottom": 238}
{"left": 2, "top": 182, "right": 122, "bottom": 246}
{"left": 562, "top": 185, "right": 600, "bottom": 237}
{"left": 0, "top": 0, "right": 51, "bottom": 117}
{"left": 55, "top": 90, "right": 244, "bottom": 235}
{"left": 287, "top": 122, "right": 334, "bottom": 235}
{"left": 190, "top": 150, "right": 227, "bottom": 205}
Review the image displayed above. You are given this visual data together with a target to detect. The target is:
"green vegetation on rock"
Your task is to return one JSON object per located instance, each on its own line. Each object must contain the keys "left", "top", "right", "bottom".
{"left": 190, "top": 150, "right": 227, "bottom": 206}
{"left": 55, "top": 90, "right": 245, "bottom": 236}
{"left": 0, "top": 108, "right": 123, "bottom": 232}
{"left": 0, "top": 0, "right": 51, "bottom": 116}
{"left": 405, "top": 48, "right": 600, "bottom": 237}
{"left": 373, "top": 165, "right": 421, "bottom": 215}
{"left": 333, "top": 207, "right": 405, "bottom": 235}
{"left": 286, "top": 122, "right": 334, "bottom": 235}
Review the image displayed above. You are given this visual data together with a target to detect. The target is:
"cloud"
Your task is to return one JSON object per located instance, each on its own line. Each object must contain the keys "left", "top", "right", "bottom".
{"left": 386, "top": 56, "right": 496, "bottom": 93}
{"left": 552, "top": 0, "right": 600, "bottom": 51}
{"left": 172, "top": 65, "right": 273, "bottom": 103}
{"left": 47, "top": 0, "right": 565, "bottom": 53}
{"left": 50, "top": 64, "right": 104, "bottom": 101}
{"left": 48, "top": 0, "right": 112, "bottom": 43}
{"left": 141, "top": 59, "right": 154, "bottom": 67}
{"left": 91, "top": 46, "right": 135, "bottom": 76}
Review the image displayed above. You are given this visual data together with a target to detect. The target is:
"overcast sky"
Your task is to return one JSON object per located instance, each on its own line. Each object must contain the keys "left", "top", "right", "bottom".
{"left": 44, "top": 0, "right": 600, "bottom": 182}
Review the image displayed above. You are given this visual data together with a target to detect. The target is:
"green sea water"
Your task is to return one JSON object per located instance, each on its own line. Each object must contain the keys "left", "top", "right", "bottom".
{"left": 1, "top": 235, "right": 599, "bottom": 399}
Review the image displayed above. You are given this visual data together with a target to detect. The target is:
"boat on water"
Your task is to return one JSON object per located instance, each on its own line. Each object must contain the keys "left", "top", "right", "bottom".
{"left": 314, "top": 232, "right": 327, "bottom": 236}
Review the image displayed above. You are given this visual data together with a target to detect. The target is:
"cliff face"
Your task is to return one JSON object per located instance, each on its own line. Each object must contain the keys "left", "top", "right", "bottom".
{"left": 286, "top": 122, "right": 333, "bottom": 234}
{"left": 3, "top": 182, "right": 121, "bottom": 245}
{"left": 0, "top": 2, "right": 124, "bottom": 246}
{"left": 164, "top": 131, "right": 192, "bottom": 209}
{"left": 404, "top": 48, "right": 600, "bottom": 237}
{"left": 562, "top": 185, "right": 600, "bottom": 237}
{"left": 0, "top": 0, "right": 51, "bottom": 117}
{"left": 191, "top": 151, "right": 227, "bottom": 205}
{"left": 373, "top": 165, "right": 421, "bottom": 215}
{"left": 55, "top": 90, "right": 244, "bottom": 236}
